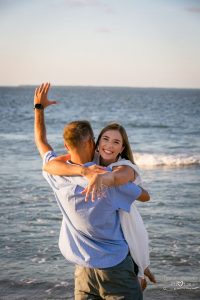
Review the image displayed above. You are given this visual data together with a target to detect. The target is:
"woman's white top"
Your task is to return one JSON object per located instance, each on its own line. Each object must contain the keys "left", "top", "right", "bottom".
{"left": 109, "top": 159, "right": 150, "bottom": 278}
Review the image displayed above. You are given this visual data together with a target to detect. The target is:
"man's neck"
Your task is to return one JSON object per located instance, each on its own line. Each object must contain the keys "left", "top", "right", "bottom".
{"left": 70, "top": 152, "right": 93, "bottom": 165}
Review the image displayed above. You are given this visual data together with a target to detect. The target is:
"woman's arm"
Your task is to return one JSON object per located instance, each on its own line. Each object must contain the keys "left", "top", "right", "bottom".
{"left": 111, "top": 165, "right": 136, "bottom": 184}
{"left": 43, "top": 155, "right": 106, "bottom": 177}
{"left": 137, "top": 188, "right": 150, "bottom": 202}
{"left": 109, "top": 165, "right": 150, "bottom": 202}
{"left": 83, "top": 166, "right": 150, "bottom": 202}
{"left": 44, "top": 156, "right": 135, "bottom": 183}
{"left": 44, "top": 157, "right": 150, "bottom": 202}
{"left": 43, "top": 155, "right": 87, "bottom": 176}
{"left": 100, "top": 165, "right": 150, "bottom": 202}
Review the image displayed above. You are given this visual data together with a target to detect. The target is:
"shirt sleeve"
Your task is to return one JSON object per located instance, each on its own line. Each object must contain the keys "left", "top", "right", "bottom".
{"left": 43, "top": 150, "right": 57, "bottom": 165}
{"left": 110, "top": 183, "right": 142, "bottom": 212}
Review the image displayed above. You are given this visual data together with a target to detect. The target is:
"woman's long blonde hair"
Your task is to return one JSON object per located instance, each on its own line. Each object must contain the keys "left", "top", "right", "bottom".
{"left": 96, "top": 122, "right": 135, "bottom": 164}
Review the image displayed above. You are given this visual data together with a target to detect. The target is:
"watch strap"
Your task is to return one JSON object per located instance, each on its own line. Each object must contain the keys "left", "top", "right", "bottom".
{"left": 34, "top": 103, "right": 44, "bottom": 110}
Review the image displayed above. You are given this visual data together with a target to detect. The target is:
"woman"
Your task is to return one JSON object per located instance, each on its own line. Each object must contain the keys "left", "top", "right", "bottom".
{"left": 44, "top": 122, "right": 156, "bottom": 289}
{"left": 94, "top": 123, "right": 156, "bottom": 288}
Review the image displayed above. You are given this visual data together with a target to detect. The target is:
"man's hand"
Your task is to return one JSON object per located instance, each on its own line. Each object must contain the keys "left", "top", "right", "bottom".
{"left": 34, "top": 82, "right": 57, "bottom": 108}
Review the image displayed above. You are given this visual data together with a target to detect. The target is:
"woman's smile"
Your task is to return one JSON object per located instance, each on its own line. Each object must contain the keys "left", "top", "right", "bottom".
{"left": 99, "top": 130, "right": 124, "bottom": 165}
{"left": 102, "top": 149, "right": 113, "bottom": 155}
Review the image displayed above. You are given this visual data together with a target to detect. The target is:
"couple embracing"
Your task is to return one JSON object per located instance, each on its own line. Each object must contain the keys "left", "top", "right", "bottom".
{"left": 34, "top": 83, "right": 156, "bottom": 300}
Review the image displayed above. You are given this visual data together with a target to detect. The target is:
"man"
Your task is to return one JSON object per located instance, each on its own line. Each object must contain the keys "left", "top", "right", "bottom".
{"left": 34, "top": 82, "right": 146, "bottom": 299}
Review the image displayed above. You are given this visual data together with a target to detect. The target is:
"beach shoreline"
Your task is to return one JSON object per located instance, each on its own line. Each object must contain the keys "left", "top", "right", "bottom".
{"left": 1, "top": 275, "right": 200, "bottom": 300}
{"left": 144, "top": 287, "right": 200, "bottom": 300}
{"left": 1, "top": 281, "right": 200, "bottom": 300}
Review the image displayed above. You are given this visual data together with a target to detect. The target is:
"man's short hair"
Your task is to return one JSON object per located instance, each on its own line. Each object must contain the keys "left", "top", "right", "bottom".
{"left": 63, "top": 120, "right": 94, "bottom": 149}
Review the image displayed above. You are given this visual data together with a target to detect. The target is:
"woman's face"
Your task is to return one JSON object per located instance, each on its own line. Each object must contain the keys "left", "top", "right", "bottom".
{"left": 98, "top": 130, "right": 124, "bottom": 165}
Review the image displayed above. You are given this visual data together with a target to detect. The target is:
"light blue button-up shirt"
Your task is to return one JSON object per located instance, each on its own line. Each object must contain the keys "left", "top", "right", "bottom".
{"left": 43, "top": 151, "right": 142, "bottom": 268}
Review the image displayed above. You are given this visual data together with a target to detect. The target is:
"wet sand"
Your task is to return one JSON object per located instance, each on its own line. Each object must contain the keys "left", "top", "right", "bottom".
{"left": 1, "top": 280, "right": 200, "bottom": 300}
{"left": 144, "top": 287, "right": 200, "bottom": 300}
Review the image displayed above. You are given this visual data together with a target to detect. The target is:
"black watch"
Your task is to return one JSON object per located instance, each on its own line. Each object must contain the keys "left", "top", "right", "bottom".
{"left": 34, "top": 103, "right": 44, "bottom": 110}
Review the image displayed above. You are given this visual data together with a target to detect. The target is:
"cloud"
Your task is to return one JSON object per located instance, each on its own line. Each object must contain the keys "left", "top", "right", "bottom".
{"left": 185, "top": 7, "right": 200, "bottom": 14}
{"left": 64, "top": 0, "right": 114, "bottom": 13}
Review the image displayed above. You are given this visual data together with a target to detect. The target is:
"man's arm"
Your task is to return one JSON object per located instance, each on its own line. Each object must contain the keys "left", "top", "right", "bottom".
{"left": 34, "top": 83, "right": 106, "bottom": 177}
{"left": 34, "top": 83, "right": 57, "bottom": 159}
{"left": 34, "top": 106, "right": 53, "bottom": 158}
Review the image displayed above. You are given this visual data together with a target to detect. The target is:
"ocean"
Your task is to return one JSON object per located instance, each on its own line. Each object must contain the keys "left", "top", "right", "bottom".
{"left": 0, "top": 86, "right": 200, "bottom": 299}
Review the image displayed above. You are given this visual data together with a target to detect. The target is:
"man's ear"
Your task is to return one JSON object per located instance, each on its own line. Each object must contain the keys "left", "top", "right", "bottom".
{"left": 64, "top": 142, "right": 69, "bottom": 151}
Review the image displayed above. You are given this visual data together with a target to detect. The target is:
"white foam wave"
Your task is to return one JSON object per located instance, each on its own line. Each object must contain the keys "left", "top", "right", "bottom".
{"left": 134, "top": 153, "right": 200, "bottom": 169}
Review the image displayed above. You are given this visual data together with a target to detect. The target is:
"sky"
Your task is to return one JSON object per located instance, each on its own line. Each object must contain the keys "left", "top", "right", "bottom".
{"left": 0, "top": 0, "right": 200, "bottom": 88}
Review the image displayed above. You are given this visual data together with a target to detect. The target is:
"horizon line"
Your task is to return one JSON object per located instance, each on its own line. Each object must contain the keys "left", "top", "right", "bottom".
{"left": 0, "top": 84, "right": 200, "bottom": 90}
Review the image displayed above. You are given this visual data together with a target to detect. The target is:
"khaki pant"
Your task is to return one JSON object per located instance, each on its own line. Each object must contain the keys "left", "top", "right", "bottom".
{"left": 74, "top": 255, "right": 143, "bottom": 300}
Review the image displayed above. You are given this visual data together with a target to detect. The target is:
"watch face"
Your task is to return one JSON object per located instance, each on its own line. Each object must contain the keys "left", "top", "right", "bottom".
{"left": 34, "top": 104, "right": 43, "bottom": 109}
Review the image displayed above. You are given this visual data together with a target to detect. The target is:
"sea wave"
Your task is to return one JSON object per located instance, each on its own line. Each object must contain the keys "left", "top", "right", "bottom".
{"left": 0, "top": 279, "right": 73, "bottom": 300}
{"left": 134, "top": 153, "right": 200, "bottom": 168}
